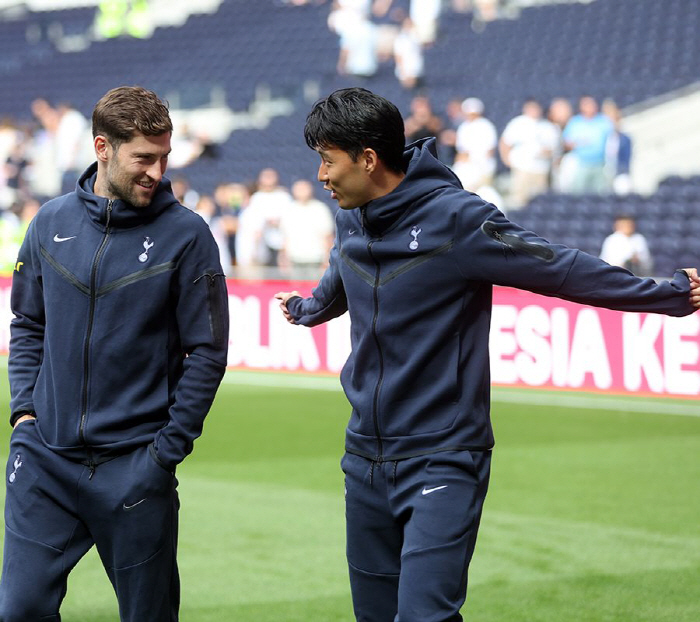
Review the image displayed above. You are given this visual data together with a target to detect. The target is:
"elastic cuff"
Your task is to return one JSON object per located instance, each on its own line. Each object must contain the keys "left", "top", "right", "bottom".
{"left": 10, "top": 411, "right": 34, "bottom": 428}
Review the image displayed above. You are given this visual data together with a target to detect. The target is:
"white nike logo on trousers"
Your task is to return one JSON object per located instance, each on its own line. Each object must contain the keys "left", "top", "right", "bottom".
{"left": 422, "top": 485, "right": 448, "bottom": 495}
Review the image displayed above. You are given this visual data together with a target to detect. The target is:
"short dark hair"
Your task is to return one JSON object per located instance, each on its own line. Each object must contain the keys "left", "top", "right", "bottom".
{"left": 304, "top": 88, "right": 405, "bottom": 173}
{"left": 92, "top": 86, "right": 172, "bottom": 148}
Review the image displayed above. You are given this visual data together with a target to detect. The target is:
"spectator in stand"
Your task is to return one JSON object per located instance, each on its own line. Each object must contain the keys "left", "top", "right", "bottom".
{"left": 214, "top": 181, "right": 248, "bottom": 267}
{"left": 499, "top": 98, "right": 559, "bottom": 208}
{"left": 602, "top": 99, "right": 633, "bottom": 195}
{"left": 0, "top": 196, "right": 40, "bottom": 274}
{"left": 409, "top": 0, "right": 441, "bottom": 44}
{"left": 279, "top": 179, "right": 335, "bottom": 277}
{"left": 600, "top": 214, "right": 653, "bottom": 276}
{"left": 170, "top": 175, "right": 199, "bottom": 207}
{"left": 28, "top": 98, "right": 62, "bottom": 199}
{"left": 546, "top": 96, "right": 573, "bottom": 192}
{"left": 452, "top": 97, "right": 497, "bottom": 192}
{"left": 194, "top": 194, "right": 233, "bottom": 276}
{"left": 238, "top": 168, "right": 293, "bottom": 268}
{"left": 562, "top": 95, "right": 613, "bottom": 194}
{"left": 404, "top": 95, "right": 443, "bottom": 143}
{"left": 0, "top": 118, "right": 21, "bottom": 210}
{"left": 55, "top": 102, "right": 91, "bottom": 195}
{"left": 331, "top": 2, "right": 379, "bottom": 79}
{"left": 437, "top": 97, "right": 464, "bottom": 167}
{"left": 1, "top": 126, "right": 29, "bottom": 210}
{"left": 393, "top": 16, "right": 424, "bottom": 90}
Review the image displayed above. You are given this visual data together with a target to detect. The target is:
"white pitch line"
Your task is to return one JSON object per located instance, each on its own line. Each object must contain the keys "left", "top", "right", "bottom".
{"left": 492, "top": 390, "right": 700, "bottom": 418}
{"left": 223, "top": 370, "right": 699, "bottom": 418}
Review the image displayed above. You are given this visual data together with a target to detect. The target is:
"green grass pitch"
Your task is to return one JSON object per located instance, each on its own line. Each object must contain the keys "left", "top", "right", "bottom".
{"left": 0, "top": 367, "right": 698, "bottom": 621}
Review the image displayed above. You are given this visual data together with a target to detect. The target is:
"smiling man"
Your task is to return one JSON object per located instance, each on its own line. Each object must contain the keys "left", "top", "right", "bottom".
{"left": 276, "top": 87, "right": 700, "bottom": 622}
{"left": 0, "top": 86, "right": 229, "bottom": 621}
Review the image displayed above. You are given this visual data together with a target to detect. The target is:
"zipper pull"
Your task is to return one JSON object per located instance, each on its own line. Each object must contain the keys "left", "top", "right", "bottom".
{"left": 88, "top": 462, "right": 96, "bottom": 480}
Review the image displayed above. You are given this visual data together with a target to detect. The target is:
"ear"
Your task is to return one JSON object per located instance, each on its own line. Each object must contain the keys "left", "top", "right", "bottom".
{"left": 94, "top": 135, "right": 111, "bottom": 163}
{"left": 363, "top": 148, "right": 379, "bottom": 174}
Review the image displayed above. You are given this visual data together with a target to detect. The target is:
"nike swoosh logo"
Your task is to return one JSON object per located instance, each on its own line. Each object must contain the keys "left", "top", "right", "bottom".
{"left": 123, "top": 498, "right": 147, "bottom": 510}
{"left": 54, "top": 234, "right": 77, "bottom": 242}
{"left": 421, "top": 485, "right": 448, "bottom": 496}
{"left": 348, "top": 230, "right": 357, "bottom": 235}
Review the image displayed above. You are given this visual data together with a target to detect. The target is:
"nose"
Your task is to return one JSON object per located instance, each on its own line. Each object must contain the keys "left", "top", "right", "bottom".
{"left": 317, "top": 161, "right": 328, "bottom": 183}
{"left": 146, "top": 159, "right": 165, "bottom": 183}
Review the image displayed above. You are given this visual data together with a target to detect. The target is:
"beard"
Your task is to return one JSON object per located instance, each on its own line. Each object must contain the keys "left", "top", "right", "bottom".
{"left": 105, "top": 160, "right": 155, "bottom": 208}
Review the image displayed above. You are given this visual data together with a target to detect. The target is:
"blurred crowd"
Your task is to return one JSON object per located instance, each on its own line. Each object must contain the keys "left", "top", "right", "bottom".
{"left": 410, "top": 92, "right": 633, "bottom": 210}
{"left": 0, "top": 87, "right": 644, "bottom": 278}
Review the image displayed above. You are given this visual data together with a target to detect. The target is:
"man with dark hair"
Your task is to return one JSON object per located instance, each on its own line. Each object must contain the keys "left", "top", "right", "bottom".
{"left": 1, "top": 86, "right": 229, "bottom": 621}
{"left": 276, "top": 87, "right": 700, "bottom": 622}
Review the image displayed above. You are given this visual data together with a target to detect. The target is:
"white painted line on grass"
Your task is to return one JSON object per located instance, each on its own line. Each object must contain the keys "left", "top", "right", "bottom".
{"left": 493, "top": 390, "right": 699, "bottom": 417}
{"left": 223, "top": 370, "right": 699, "bottom": 417}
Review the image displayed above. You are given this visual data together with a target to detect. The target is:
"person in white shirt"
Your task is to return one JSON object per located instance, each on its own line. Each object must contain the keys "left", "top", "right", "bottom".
{"left": 499, "top": 98, "right": 559, "bottom": 208}
{"left": 236, "top": 168, "right": 293, "bottom": 268}
{"left": 393, "top": 17, "right": 424, "bottom": 90}
{"left": 452, "top": 97, "right": 497, "bottom": 191}
{"left": 280, "top": 179, "right": 335, "bottom": 277}
{"left": 600, "top": 215, "right": 653, "bottom": 276}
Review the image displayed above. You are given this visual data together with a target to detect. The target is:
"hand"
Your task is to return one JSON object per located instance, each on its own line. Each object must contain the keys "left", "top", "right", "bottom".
{"left": 684, "top": 268, "right": 700, "bottom": 309}
{"left": 13, "top": 414, "right": 36, "bottom": 429}
{"left": 274, "top": 291, "right": 300, "bottom": 324}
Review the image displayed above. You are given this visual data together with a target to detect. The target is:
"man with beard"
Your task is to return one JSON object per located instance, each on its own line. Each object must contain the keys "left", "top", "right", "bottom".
{"left": 0, "top": 86, "right": 229, "bottom": 621}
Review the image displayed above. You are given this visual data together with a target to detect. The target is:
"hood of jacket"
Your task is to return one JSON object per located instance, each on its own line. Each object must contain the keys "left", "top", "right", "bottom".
{"left": 361, "top": 137, "right": 463, "bottom": 235}
{"left": 77, "top": 162, "right": 179, "bottom": 230}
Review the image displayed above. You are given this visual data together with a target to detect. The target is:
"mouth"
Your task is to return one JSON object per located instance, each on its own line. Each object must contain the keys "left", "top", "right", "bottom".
{"left": 137, "top": 179, "right": 155, "bottom": 191}
{"left": 324, "top": 186, "right": 337, "bottom": 201}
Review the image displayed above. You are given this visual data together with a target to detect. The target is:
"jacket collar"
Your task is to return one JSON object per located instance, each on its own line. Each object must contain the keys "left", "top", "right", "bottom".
{"left": 76, "top": 162, "right": 179, "bottom": 230}
{"left": 360, "top": 137, "right": 462, "bottom": 235}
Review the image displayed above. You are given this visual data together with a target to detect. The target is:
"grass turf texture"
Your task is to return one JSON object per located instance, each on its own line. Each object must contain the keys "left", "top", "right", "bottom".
{"left": 0, "top": 367, "right": 698, "bottom": 621}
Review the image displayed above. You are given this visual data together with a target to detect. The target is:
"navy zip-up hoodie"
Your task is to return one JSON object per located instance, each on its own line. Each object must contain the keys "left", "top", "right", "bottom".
{"left": 287, "top": 138, "right": 695, "bottom": 461}
{"left": 9, "top": 163, "right": 229, "bottom": 470}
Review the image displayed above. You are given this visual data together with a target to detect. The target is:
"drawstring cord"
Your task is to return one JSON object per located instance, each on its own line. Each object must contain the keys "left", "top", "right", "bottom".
{"left": 368, "top": 458, "right": 398, "bottom": 487}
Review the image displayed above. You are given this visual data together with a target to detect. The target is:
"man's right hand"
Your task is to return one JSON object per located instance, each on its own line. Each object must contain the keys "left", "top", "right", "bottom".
{"left": 13, "top": 414, "right": 36, "bottom": 429}
{"left": 274, "top": 291, "right": 300, "bottom": 325}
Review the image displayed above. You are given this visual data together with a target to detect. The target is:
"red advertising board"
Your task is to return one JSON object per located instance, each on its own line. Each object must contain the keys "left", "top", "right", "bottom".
{"left": 0, "top": 277, "right": 698, "bottom": 398}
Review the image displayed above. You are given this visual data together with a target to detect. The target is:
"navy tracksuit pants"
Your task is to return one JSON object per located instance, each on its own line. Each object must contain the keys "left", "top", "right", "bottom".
{"left": 0, "top": 420, "right": 180, "bottom": 621}
{"left": 342, "top": 450, "right": 491, "bottom": 622}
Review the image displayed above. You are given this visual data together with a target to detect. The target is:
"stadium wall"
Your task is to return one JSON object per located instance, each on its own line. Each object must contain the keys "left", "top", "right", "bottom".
{"left": 0, "top": 277, "right": 697, "bottom": 398}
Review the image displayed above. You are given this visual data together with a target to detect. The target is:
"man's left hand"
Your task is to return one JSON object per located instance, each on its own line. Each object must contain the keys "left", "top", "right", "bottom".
{"left": 684, "top": 268, "right": 700, "bottom": 309}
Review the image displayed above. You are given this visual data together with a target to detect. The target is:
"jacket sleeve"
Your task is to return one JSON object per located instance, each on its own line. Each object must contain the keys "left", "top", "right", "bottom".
{"left": 153, "top": 220, "right": 229, "bottom": 470}
{"left": 286, "top": 237, "right": 348, "bottom": 327}
{"left": 454, "top": 198, "right": 695, "bottom": 317}
{"left": 8, "top": 219, "right": 45, "bottom": 425}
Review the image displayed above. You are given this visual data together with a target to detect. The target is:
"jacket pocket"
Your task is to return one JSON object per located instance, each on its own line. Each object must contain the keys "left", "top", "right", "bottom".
{"left": 197, "top": 272, "right": 228, "bottom": 349}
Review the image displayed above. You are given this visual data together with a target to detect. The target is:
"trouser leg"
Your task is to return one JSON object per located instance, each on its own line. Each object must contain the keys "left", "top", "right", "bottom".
{"left": 0, "top": 421, "right": 93, "bottom": 622}
{"left": 396, "top": 451, "right": 491, "bottom": 622}
{"left": 83, "top": 445, "right": 180, "bottom": 622}
{"left": 342, "top": 450, "right": 491, "bottom": 622}
{"left": 343, "top": 453, "right": 402, "bottom": 622}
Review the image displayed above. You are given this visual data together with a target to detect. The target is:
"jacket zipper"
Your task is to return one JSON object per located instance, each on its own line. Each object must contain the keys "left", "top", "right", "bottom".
{"left": 367, "top": 239, "right": 384, "bottom": 460}
{"left": 80, "top": 199, "right": 113, "bottom": 477}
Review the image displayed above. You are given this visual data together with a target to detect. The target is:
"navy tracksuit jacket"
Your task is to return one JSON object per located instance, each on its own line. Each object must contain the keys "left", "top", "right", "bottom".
{"left": 1, "top": 164, "right": 229, "bottom": 621}
{"left": 288, "top": 137, "right": 695, "bottom": 463}
{"left": 9, "top": 163, "right": 229, "bottom": 471}
{"left": 287, "top": 138, "right": 695, "bottom": 621}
